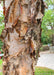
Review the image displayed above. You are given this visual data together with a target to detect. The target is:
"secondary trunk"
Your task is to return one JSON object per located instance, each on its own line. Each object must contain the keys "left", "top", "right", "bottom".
{"left": 52, "top": 34, "right": 54, "bottom": 46}
{"left": 51, "top": 26, "right": 54, "bottom": 46}
{"left": 0, "top": 0, "right": 46, "bottom": 75}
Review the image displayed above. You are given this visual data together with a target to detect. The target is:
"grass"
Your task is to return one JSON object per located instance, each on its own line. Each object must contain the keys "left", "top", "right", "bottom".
{"left": 0, "top": 59, "right": 3, "bottom": 75}
{"left": 0, "top": 60, "right": 54, "bottom": 75}
{"left": 0, "top": 72, "right": 3, "bottom": 75}
{"left": 0, "top": 59, "right": 2, "bottom": 70}
{"left": 35, "top": 66, "right": 54, "bottom": 75}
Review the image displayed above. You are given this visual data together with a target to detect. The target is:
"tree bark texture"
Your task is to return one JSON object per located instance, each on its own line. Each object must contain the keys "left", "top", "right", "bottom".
{"left": 51, "top": 26, "right": 54, "bottom": 46}
{"left": 0, "top": 0, "right": 46, "bottom": 75}
{"left": 52, "top": 34, "right": 54, "bottom": 46}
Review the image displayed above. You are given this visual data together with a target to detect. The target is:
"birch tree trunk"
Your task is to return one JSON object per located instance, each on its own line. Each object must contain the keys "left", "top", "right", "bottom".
{"left": 0, "top": 0, "right": 46, "bottom": 75}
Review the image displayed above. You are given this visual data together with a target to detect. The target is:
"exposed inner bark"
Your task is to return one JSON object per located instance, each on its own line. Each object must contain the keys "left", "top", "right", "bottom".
{"left": 0, "top": 0, "right": 45, "bottom": 75}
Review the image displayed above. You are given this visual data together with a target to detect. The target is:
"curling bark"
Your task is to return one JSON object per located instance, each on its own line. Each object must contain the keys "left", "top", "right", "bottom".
{"left": 0, "top": 0, "right": 46, "bottom": 75}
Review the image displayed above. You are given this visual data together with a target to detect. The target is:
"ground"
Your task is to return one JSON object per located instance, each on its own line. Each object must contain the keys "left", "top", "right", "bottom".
{"left": 37, "top": 51, "right": 54, "bottom": 70}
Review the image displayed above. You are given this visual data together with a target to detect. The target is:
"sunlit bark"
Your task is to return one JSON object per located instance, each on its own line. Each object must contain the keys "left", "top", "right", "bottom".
{"left": 0, "top": 0, "right": 46, "bottom": 75}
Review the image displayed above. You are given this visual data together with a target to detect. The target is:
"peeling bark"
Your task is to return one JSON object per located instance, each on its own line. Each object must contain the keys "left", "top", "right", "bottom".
{"left": 1, "top": 0, "right": 45, "bottom": 75}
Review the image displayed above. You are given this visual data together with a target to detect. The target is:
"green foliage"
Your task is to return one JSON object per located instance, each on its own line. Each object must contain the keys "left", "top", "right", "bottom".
{"left": 41, "top": 0, "right": 54, "bottom": 44}
{"left": 41, "top": 29, "right": 52, "bottom": 44}
{"left": 0, "top": 9, "right": 4, "bottom": 35}
{"left": 45, "top": 0, "right": 54, "bottom": 6}
{"left": 42, "top": 10, "right": 54, "bottom": 27}
{"left": 0, "top": 4, "right": 4, "bottom": 53}
{"left": 0, "top": 11, "right": 4, "bottom": 24}
{"left": 0, "top": 25, "right": 4, "bottom": 35}
{"left": 0, "top": 39, "right": 3, "bottom": 53}
{"left": 41, "top": 9, "right": 54, "bottom": 44}
{"left": 0, "top": 12, "right": 4, "bottom": 53}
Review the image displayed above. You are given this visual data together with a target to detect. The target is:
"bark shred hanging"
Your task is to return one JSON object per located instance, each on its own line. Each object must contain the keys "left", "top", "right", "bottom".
{"left": 1, "top": 0, "right": 46, "bottom": 75}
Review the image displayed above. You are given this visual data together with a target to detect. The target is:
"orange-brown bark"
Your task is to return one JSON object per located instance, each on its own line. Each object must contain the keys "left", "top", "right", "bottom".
{"left": 0, "top": 0, "right": 46, "bottom": 75}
